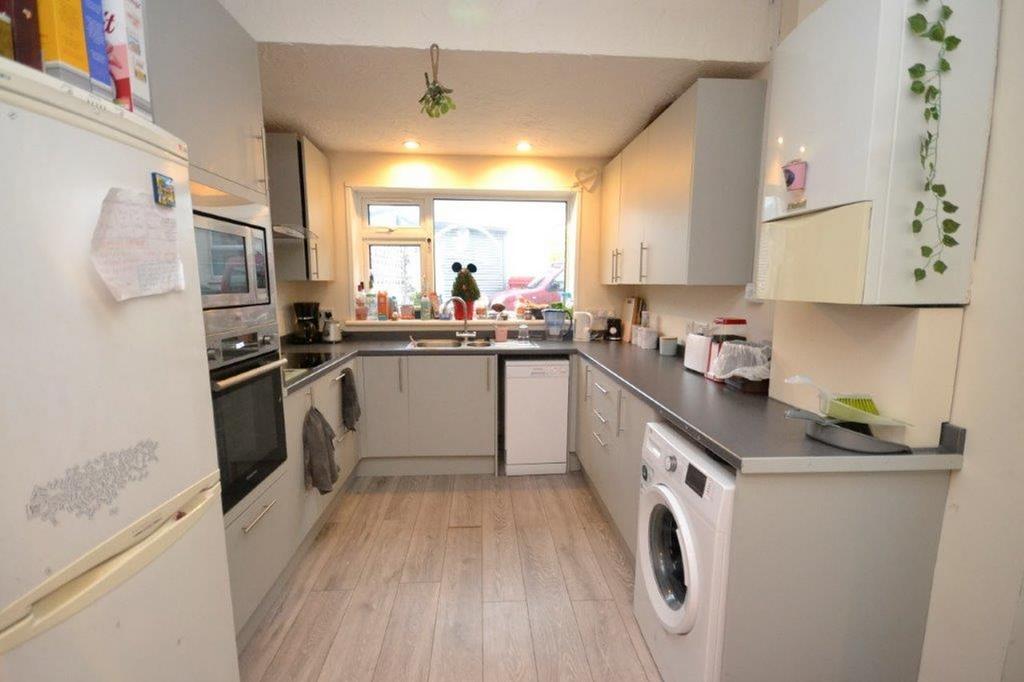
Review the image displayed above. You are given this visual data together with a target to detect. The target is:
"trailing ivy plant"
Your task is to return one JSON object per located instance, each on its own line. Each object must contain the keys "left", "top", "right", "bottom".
{"left": 907, "top": 2, "right": 962, "bottom": 281}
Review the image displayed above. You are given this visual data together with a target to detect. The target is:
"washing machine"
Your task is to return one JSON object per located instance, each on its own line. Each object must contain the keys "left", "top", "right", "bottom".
{"left": 634, "top": 422, "right": 736, "bottom": 681}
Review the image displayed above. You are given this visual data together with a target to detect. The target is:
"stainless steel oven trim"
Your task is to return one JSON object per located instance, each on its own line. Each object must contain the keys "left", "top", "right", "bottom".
{"left": 195, "top": 213, "right": 271, "bottom": 309}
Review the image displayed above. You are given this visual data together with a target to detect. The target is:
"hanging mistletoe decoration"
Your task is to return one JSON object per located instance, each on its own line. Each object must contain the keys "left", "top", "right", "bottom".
{"left": 419, "top": 43, "right": 456, "bottom": 118}
{"left": 907, "top": 2, "right": 962, "bottom": 282}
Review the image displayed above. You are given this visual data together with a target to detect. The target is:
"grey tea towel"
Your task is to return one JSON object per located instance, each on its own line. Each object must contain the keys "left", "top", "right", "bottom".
{"left": 303, "top": 407, "right": 339, "bottom": 494}
{"left": 341, "top": 368, "right": 361, "bottom": 431}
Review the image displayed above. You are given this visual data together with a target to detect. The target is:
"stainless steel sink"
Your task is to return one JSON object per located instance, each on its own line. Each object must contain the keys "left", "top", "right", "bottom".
{"left": 409, "top": 339, "right": 464, "bottom": 348}
{"left": 463, "top": 339, "right": 494, "bottom": 347}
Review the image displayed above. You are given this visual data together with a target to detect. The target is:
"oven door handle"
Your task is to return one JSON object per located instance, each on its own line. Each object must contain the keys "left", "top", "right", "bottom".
{"left": 212, "top": 358, "right": 288, "bottom": 392}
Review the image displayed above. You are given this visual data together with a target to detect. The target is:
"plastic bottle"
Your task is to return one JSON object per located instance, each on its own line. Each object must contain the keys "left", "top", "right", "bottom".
{"left": 377, "top": 291, "right": 388, "bottom": 321}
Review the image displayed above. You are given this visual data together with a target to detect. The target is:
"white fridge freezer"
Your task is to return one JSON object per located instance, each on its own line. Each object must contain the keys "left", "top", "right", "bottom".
{"left": 0, "top": 61, "right": 239, "bottom": 680}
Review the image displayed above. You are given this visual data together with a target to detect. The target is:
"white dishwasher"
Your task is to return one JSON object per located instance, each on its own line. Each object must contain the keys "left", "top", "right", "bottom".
{"left": 504, "top": 359, "right": 570, "bottom": 475}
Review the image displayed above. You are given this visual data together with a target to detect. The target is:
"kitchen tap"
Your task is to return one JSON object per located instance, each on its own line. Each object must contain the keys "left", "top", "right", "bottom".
{"left": 442, "top": 296, "right": 477, "bottom": 340}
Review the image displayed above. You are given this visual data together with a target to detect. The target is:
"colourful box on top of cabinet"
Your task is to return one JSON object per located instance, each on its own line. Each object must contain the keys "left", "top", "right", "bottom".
{"left": 36, "top": 0, "right": 90, "bottom": 90}
{"left": 79, "top": 0, "right": 110, "bottom": 99}
{"left": 11, "top": 0, "right": 44, "bottom": 70}
{"left": 102, "top": 0, "right": 150, "bottom": 119}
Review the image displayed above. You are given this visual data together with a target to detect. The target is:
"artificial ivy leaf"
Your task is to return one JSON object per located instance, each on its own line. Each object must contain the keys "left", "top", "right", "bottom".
{"left": 924, "top": 108, "right": 932, "bottom": 121}
{"left": 932, "top": 183, "right": 947, "bottom": 197}
{"left": 944, "top": 35, "right": 961, "bottom": 51}
{"left": 908, "top": 13, "right": 928, "bottom": 34}
{"left": 941, "top": 5, "right": 953, "bottom": 20}
{"left": 925, "top": 181, "right": 932, "bottom": 191}
{"left": 942, "top": 218, "right": 960, "bottom": 233}
{"left": 911, "top": 80, "right": 925, "bottom": 94}
{"left": 931, "top": 106, "right": 941, "bottom": 120}
{"left": 942, "top": 234, "right": 959, "bottom": 247}
{"left": 921, "top": 245, "right": 933, "bottom": 257}
{"left": 914, "top": 268, "right": 927, "bottom": 281}
{"left": 908, "top": 63, "right": 927, "bottom": 78}
{"left": 912, "top": 219, "right": 923, "bottom": 233}
{"left": 933, "top": 260, "right": 948, "bottom": 274}
{"left": 925, "top": 85, "right": 939, "bottom": 102}
{"left": 939, "top": 57, "right": 951, "bottom": 72}
{"left": 942, "top": 201, "right": 958, "bottom": 213}
{"left": 914, "top": 201, "right": 924, "bottom": 216}
{"left": 929, "top": 24, "right": 946, "bottom": 41}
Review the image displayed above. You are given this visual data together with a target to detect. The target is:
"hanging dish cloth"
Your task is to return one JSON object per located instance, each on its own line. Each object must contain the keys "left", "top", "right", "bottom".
{"left": 340, "top": 368, "right": 361, "bottom": 431}
{"left": 303, "top": 406, "right": 339, "bottom": 494}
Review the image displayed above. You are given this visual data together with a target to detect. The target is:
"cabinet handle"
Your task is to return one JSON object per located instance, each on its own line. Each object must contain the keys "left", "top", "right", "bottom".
{"left": 311, "top": 243, "right": 320, "bottom": 279}
{"left": 584, "top": 366, "right": 591, "bottom": 401}
{"left": 593, "top": 381, "right": 608, "bottom": 395}
{"left": 242, "top": 499, "right": 278, "bottom": 534}
{"left": 592, "top": 408, "right": 608, "bottom": 424}
{"left": 639, "top": 242, "right": 649, "bottom": 281}
{"left": 592, "top": 432, "right": 608, "bottom": 448}
{"left": 611, "top": 250, "right": 617, "bottom": 283}
{"left": 398, "top": 358, "right": 403, "bottom": 393}
{"left": 616, "top": 390, "right": 624, "bottom": 435}
{"left": 486, "top": 357, "right": 491, "bottom": 391}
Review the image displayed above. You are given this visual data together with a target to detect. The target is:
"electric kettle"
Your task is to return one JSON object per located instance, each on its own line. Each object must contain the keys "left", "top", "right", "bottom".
{"left": 573, "top": 311, "right": 594, "bottom": 342}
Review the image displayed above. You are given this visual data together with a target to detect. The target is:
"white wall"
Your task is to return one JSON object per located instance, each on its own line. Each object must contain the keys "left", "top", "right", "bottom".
{"left": 917, "top": 1, "right": 1024, "bottom": 678}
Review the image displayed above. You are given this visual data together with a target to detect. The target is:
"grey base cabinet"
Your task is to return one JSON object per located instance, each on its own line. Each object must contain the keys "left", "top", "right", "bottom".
{"left": 225, "top": 360, "right": 360, "bottom": 634}
{"left": 361, "top": 355, "right": 497, "bottom": 459}
{"left": 575, "top": 356, "right": 656, "bottom": 555}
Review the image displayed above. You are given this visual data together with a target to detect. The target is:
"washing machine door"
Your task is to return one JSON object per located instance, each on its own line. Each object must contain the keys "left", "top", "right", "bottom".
{"left": 638, "top": 483, "right": 700, "bottom": 634}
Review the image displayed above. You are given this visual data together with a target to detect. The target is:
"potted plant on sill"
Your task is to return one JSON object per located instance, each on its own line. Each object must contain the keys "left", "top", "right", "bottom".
{"left": 450, "top": 262, "right": 480, "bottom": 320}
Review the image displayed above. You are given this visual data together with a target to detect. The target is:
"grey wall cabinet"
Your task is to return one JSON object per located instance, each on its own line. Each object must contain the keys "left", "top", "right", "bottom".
{"left": 266, "top": 134, "right": 336, "bottom": 281}
{"left": 407, "top": 356, "right": 496, "bottom": 457}
{"left": 600, "top": 78, "right": 766, "bottom": 285}
{"left": 146, "top": 0, "right": 268, "bottom": 204}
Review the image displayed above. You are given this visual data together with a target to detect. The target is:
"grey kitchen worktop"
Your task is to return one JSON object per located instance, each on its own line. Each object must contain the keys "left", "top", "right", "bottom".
{"left": 282, "top": 337, "right": 963, "bottom": 475}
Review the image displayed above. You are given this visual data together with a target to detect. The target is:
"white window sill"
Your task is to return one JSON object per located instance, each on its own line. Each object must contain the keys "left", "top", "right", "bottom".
{"left": 343, "top": 319, "right": 546, "bottom": 332}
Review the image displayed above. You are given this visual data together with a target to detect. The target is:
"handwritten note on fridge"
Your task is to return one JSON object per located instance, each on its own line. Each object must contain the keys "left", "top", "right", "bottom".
{"left": 90, "top": 188, "right": 184, "bottom": 302}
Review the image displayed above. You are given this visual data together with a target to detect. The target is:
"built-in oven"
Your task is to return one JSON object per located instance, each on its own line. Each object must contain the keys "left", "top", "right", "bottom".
{"left": 194, "top": 211, "right": 271, "bottom": 310}
{"left": 208, "top": 324, "right": 287, "bottom": 513}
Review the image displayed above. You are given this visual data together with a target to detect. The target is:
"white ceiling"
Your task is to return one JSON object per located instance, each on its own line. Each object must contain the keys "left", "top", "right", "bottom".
{"left": 222, "top": 0, "right": 778, "bottom": 63}
{"left": 258, "top": 44, "right": 763, "bottom": 157}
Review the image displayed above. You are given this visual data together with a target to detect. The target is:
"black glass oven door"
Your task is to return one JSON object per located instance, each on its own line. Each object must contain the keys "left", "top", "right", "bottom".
{"left": 210, "top": 352, "right": 287, "bottom": 512}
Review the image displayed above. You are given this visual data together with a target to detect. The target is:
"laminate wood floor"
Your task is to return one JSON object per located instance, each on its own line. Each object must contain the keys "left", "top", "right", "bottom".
{"left": 239, "top": 473, "right": 661, "bottom": 682}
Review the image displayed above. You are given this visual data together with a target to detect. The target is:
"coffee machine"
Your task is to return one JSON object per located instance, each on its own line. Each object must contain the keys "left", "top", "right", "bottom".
{"left": 292, "top": 301, "right": 320, "bottom": 343}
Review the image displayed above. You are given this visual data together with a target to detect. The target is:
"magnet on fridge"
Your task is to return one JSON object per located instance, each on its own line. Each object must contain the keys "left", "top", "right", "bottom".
{"left": 782, "top": 160, "right": 808, "bottom": 191}
{"left": 151, "top": 172, "right": 176, "bottom": 207}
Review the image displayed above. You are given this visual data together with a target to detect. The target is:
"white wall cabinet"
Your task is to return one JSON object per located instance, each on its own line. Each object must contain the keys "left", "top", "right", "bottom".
{"left": 145, "top": 0, "right": 268, "bottom": 204}
{"left": 601, "top": 79, "right": 766, "bottom": 286}
{"left": 267, "top": 134, "right": 336, "bottom": 281}
{"left": 757, "top": 0, "right": 998, "bottom": 305}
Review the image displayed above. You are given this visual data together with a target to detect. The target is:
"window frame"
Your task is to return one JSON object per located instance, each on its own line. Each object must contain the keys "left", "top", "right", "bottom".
{"left": 349, "top": 187, "right": 580, "bottom": 321}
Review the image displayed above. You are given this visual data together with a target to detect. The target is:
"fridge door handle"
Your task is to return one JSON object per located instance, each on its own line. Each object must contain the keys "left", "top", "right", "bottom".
{"left": 0, "top": 479, "right": 222, "bottom": 655}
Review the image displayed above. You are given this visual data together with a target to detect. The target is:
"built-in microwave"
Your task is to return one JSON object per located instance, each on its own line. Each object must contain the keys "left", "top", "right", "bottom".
{"left": 194, "top": 211, "right": 271, "bottom": 310}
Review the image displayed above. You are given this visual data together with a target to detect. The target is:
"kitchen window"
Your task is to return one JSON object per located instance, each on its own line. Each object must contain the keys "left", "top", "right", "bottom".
{"left": 354, "top": 192, "right": 575, "bottom": 310}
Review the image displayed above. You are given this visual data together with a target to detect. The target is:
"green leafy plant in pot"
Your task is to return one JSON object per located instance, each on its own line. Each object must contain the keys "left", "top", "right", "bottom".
{"left": 450, "top": 262, "right": 479, "bottom": 320}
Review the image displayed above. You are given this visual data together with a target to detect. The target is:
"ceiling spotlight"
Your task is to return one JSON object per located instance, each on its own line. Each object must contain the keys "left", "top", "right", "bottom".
{"left": 777, "top": 136, "right": 784, "bottom": 146}
{"left": 403, "top": 140, "right": 420, "bottom": 150}
{"left": 799, "top": 145, "right": 807, "bottom": 154}
{"left": 516, "top": 141, "right": 532, "bottom": 153}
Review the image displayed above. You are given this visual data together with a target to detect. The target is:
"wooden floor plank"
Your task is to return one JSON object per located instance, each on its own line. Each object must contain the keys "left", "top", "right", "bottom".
{"left": 572, "top": 600, "right": 646, "bottom": 682}
{"left": 261, "top": 590, "right": 351, "bottom": 682}
{"left": 372, "top": 582, "right": 441, "bottom": 682}
{"left": 615, "top": 599, "right": 663, "bottom": 682}
{"left": 384, "top": 475, "right": 429, "bottom": 522}
{"left": 316, "top": 477, "right": 397, "bottom": 591}
{"left": 482, "top": 475, "right": 526, "bottom": 602}
{"left": 483, "top": 601, "right": 538, "bottom": 682}
{"left": 511, "top": 478, "right": 592, "bottom": 681}
{"left": 317, "top": 580, "right": 399, "bottom": 682}
{"left": 449, "top": 474, "right": 484, "bottom": 527}
{"left": 534, "top": 476, "right": 612, "bottom": 601}
{"left": 429, "top": 527, "right": 483, "bottom": 681}
{"left": 402, "top": 475, "right": 454, "bottom": 583}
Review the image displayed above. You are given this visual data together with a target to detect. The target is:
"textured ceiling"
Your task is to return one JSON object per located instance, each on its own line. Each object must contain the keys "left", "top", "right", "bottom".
{"left": 222, "top": 0, "right": 777, "bottom": 62}
{"left": 259, "top": 44, "right": 763, "bottom": 157}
